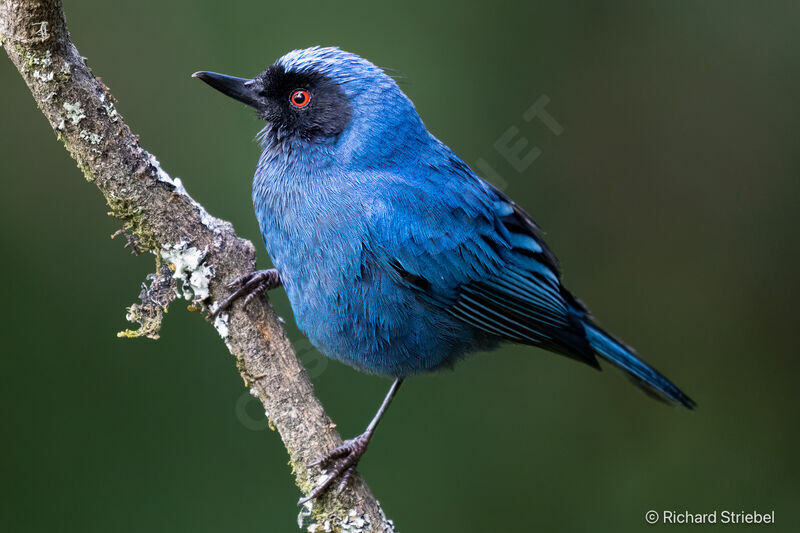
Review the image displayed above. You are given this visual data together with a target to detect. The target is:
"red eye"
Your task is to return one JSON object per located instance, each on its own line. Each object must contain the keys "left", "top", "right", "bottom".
{"left": 290, "top": 89, "right": 311, "bottom": 108}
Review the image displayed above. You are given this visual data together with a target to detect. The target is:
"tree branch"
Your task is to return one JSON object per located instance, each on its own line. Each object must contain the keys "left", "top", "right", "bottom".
{"left": 0, "top": 1, "right": 395, "bottom": 530}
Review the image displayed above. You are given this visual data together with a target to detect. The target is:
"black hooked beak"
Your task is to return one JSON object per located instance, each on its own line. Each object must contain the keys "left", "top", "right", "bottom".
{"left": 192, "top": 71, "right": 261, "bottom": 109}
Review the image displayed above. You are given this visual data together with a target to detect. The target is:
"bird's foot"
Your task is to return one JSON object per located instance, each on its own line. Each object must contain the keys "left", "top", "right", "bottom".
{"left": 298, "top": 433, "right": 371, "bottom": 505}
{"left": 211, "top": 269, "right": 280, "bottom": 319}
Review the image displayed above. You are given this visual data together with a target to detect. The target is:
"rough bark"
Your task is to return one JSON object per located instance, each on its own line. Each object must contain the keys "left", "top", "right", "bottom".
{"left": 0, "top": 1, "right": 395, "bottom": 531}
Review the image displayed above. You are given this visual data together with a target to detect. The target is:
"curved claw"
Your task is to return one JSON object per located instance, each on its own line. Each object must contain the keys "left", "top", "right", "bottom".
{"left": 336, "top": 466, "right": 355, "bottom": 495}
{"left": 297, "top": 379, "right": 403, "bottom": 505}
{"left": 211, "top": 269, "right": 280, "bottom": 319}
{"left": 297, "top": 434, "right": 370, "bottom": 505}
{"left": 309, "top": 442, "right": 352, "bottom": 467}
{"left": 226, "top": 272, "right": 256, "bottom": 289}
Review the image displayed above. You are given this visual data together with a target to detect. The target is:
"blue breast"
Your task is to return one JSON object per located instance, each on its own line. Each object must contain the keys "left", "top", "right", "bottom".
{"left": 251, "top": 147, "right": 493, "bottom": 376}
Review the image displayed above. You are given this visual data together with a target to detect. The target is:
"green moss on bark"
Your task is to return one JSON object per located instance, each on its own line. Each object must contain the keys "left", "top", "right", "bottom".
{"left": 105, "top": 194, "right": 159, "bottom": 253}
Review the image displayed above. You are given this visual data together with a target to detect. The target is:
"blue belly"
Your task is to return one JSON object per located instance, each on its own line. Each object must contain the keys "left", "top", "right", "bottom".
{"left": 281, "top": 257, "right": 493, "bottom": 376}
{"left": 253, "top": 168, "right": 494, "bottom": 376}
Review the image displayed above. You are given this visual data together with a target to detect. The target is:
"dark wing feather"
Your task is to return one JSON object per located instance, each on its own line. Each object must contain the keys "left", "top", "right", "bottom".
{"left": 374, "top": 161, "right": 598, "bottom": 368}
{"left": 449, "top": 199, "right": 599, "bottom": 368}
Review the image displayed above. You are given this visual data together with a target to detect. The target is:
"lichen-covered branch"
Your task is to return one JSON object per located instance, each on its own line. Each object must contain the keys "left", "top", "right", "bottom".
{"left": 0, "top": 1, "right": 394, "bottom": 530}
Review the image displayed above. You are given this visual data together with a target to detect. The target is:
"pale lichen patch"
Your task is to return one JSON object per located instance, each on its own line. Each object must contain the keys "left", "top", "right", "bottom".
{"left": 212, "top": 308, "right": 230, "bottom": 339}
{"left": 146, "top": 153, "right": 228, "bottom": 233}
{"left": 63, "top": 101, "right": 85, "bottom": 125}
{"left": 33, "top": 69, "right": 54, "bottom": 82}
{"left": 104, "top": 101, "right": 118, "bottom": 122}
{"left": 160, "top": 242, "right": 215, "bottom": 302}
{"left": 299, "top": 496, "right": 394, "bottom": 533}
{"left": 15, "top": 46, "right": 54, "bottom": 76}
{"left": 148, "top": 153, "right": 174, "bottom": 185}
{"left": 298, "top": 501, "right": 314, "bottom": 530}
{"left": 79, "top": 129, "right": 102, "bottom": 145}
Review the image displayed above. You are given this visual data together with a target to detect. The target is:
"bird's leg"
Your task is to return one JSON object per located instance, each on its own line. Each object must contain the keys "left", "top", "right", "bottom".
{"left": 210, "top": 269, "right": 281, "bottom": 319}
{"left": 298, "top": 377, "right": 403, "bottom": 505}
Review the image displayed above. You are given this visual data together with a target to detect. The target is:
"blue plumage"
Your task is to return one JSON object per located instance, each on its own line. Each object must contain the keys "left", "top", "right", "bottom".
{"left": 195, "top": 46, "right": 694, "bottom": 500}
{"left": 241, "top": 47, "right": 692, "bottom": 405}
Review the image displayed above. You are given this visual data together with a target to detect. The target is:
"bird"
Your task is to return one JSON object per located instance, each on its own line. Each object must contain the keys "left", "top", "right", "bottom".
{"left": 193, "top": 46, "right": 695, "bottom": 504}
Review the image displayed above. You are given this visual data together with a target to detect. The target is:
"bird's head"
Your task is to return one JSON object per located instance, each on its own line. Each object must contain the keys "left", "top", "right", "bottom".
{"left": 194, "top": 47, "right": 426, "bottom": 162}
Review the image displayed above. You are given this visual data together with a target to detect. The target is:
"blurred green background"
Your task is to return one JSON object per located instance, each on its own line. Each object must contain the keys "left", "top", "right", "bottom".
{"left": 2, "top": 1, "right": 798, "bottom": 531}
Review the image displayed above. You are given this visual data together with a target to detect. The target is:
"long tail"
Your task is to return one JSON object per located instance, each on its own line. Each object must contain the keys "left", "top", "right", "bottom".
{"left": 583, "top": 322, "right": 696, "bottom": 409}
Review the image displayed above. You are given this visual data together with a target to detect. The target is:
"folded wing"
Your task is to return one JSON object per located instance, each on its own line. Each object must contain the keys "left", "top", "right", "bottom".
{"left": 371, "top": 154, "right": 599, "bottom": 368}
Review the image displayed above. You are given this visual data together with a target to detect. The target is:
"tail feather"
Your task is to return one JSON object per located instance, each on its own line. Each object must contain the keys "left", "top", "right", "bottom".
{"left": 583, "top": 323, "right": 696, "bottom": 409}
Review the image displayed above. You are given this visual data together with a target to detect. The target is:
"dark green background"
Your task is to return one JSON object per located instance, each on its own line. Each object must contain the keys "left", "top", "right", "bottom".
{"left": 2, "top": 1, "right": 798, "bottom": 531}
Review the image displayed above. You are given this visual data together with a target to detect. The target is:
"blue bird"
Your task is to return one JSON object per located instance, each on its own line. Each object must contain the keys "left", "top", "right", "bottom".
{"left": 194, "top": 46, "right": 695, "bottom": 502}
